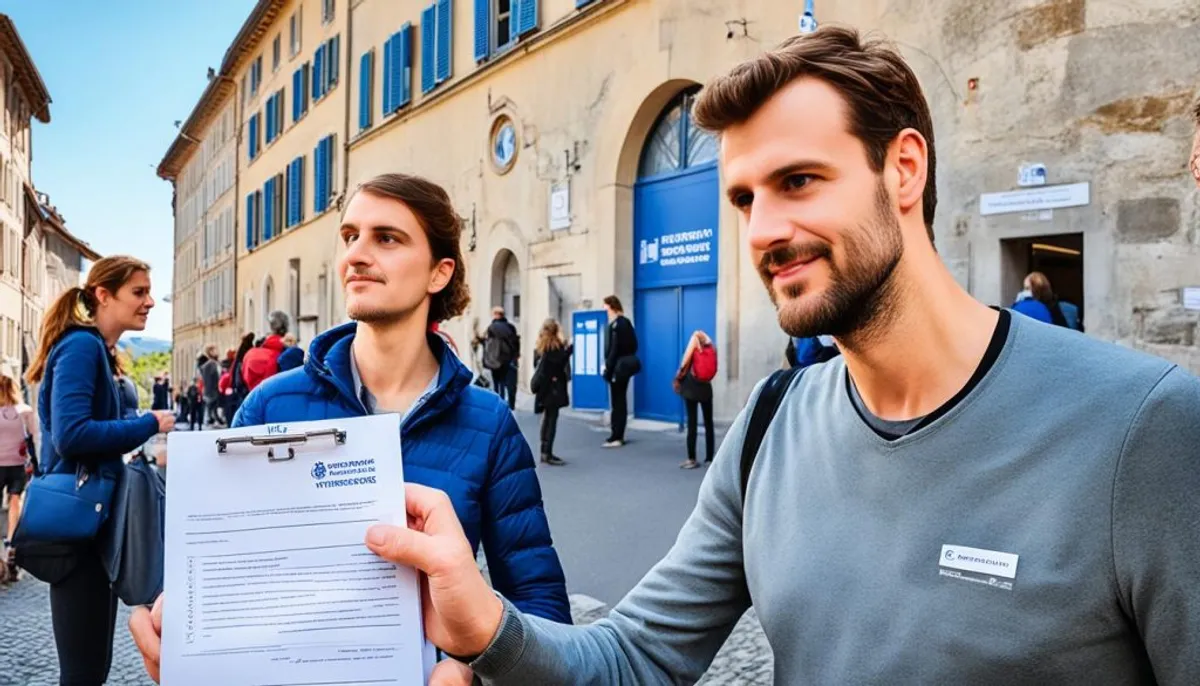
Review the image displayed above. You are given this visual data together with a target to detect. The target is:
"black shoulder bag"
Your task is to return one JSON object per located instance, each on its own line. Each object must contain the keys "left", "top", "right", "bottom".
{"left": 739, "top": 366, "right": 804, "bottom": 508}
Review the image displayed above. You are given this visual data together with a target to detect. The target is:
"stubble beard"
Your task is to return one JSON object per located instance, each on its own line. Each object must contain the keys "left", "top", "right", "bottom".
{"left": 759, "top": 180, "right": 904, "bottom": 347}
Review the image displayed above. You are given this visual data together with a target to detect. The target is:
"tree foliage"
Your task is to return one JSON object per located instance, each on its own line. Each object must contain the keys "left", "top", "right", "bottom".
{"left": 123, "top": 350, "right": 172, "bottom": 409}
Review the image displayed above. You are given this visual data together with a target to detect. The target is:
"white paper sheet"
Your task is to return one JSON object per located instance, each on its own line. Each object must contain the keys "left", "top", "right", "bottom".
{"left": 162, "top": 415, "right": 427, "bottom": 685}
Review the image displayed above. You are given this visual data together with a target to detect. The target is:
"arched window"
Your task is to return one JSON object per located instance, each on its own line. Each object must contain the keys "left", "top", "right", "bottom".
{"left": 637, "top": 87, "right": 718, "bottom": 179}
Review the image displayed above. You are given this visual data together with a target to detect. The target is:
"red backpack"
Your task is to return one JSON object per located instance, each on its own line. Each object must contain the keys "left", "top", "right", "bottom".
{"left": 691, "top": 344, "right": 718, "bottom": 382}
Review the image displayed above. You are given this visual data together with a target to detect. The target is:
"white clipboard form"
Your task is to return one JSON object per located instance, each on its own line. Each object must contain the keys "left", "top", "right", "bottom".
{"left": 161, "top": 415, "right": 432, "bottom": 685}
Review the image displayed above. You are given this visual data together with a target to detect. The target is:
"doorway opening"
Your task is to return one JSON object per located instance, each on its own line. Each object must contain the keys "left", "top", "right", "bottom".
{"left": 1000, "top": 233, "right": 1083, "bottom": 322}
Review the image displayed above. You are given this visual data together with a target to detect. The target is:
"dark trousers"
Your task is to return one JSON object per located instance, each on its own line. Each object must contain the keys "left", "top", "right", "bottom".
{"left": 189, "top": 403, "right": 204, "bottom": 431}
{"left": 609, "top": 376, "right": 630, "bottom": 442}
{"left": 205, "top": 397, "right": 221, "bottom": 425}
{"left": 50, "top": 553, "right": 118, "bottom": 685}
{"left": 540, "top": 405, "right": 560, "bottom": 456}
{"left": 491, "top": 365, "right": 517, "bottom": 410}
{"left": 686, "top": 397, "right": 715, "bottom": 463}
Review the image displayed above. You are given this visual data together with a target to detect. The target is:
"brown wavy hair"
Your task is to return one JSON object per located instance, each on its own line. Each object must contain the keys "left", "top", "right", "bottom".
{"left": 0, "top": 374, "right": 20, "bottom": 406}
{"left": 26, "top": 255, "right": 150, "bottom": 384}
{"left": 348, "top": 174, "right": 471, "bottom": 324}
{"left": 535, "top": 318, "right": 566, "bottom": 355}
{"left": 693, "top": 25, "right": 938, "bottom": 242}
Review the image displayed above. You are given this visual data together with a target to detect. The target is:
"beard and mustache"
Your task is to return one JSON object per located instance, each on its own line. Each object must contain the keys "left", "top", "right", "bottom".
{"left": 757, "top": 180, "right": 904, "bottom": 343}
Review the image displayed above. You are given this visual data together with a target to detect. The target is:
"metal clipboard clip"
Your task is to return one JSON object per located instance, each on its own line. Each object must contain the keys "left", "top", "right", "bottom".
{"left": 215, "top": 428, "right": 348, "bottom": 462}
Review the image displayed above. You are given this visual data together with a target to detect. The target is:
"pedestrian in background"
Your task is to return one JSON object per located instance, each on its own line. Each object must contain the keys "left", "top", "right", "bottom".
{"left": 483, "top": 306, "right": 520, "bottom": 410}
{"left": 673, "top": 330, "right": 716, "bottom": 469}
{"left": 0, "top": 373, "right": 35, "bottom": 554}
{"left": 22, "top": 255, "right": 173, "bottom": 685}
{"left": 277, "top": 333, "right": 304, "bottom": 372}
{"left": 1013, "top": 271, "right": 1070, "bottom": 328}
{"left": 602, "top": 295, "right": 639, "bottom": 448}
{"left": 531, "top": 318, "right": 570, "bottom": 466}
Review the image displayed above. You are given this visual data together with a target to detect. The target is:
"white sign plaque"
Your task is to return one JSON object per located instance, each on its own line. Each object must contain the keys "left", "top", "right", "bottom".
{"left": 980, "top": 182, "right": 1089, "bottom": 217}
{"left": 549, "top": 182, "right": 570, "bottom": 231}
{"left": 1183, "top": 287, "right": 1200, "bottom": 312}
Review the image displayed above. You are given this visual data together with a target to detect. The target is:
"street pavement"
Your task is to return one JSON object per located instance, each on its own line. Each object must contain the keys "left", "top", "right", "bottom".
{"left": 0, "top": 407, "right": 771, "bottom": 684}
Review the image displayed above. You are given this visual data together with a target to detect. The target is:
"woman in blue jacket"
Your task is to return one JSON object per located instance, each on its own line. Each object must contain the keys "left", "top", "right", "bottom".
{"left": 23, "top": 256, "right": 175, "bottom": 685}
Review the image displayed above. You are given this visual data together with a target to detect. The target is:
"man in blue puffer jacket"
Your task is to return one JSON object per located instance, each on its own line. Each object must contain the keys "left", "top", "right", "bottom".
{"left": 233, "top": 174, "right": 571, "bottom": 639}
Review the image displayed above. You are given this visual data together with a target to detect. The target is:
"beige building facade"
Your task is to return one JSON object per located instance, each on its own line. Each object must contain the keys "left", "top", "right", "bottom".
{"left": 172, "top": 0, "right": 1200, "bottom": 423}
{"left": 160, "top": 75, "right": 240, "bottom": 386}
{"left": 0, "top": 15, "right": 50, "bottom": 382}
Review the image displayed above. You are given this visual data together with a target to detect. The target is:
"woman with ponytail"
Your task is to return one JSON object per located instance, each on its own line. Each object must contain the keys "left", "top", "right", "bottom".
{"left": 22, "top": 255, "right": 175, "bottom": 685}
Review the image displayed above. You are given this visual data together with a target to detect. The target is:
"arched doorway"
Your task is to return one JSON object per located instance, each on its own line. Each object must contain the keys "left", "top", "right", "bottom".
{"left": 490, "top": 249, "right": 522, "bottom": 325}
{"left": 633, "top": 86, "right": 720, "bottom": 423}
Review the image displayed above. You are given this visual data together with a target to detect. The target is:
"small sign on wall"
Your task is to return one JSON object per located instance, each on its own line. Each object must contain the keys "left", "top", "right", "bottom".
{"left": 1018, "top": 163, "right": 1047, "bottom": 187}
{"left": 549, "top": 182, "right": 570, "bottom": 231}
{"left": 980, "top": 182, "right": 1089, "bottom": 216}
{"left": 1183, "top": 286, "right": 1200, "bottom": 311}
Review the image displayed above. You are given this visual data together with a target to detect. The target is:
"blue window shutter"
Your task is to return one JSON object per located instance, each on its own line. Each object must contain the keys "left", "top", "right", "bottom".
{"left": 576, "top": 0, "right": 592, "bottom": 7}
{"left": 266, "top": 97, "right": 275, "bottom": 142}
{"left": 330, "top": 36, "right": 340, "bottom": 86}
{"left": 517, "top": 0, "right": 537, "bottom": 36}
{"left": 248, "top": 115, "right": 258, "bottom": 160}
{"left": 292, "top": 68, "right": 302, "bottom": 121}
{"left": 263, "top": 179, "right": 274, "bottom": 242}
{"left": 285, "top": 160, "right": 295, "bottom": 226}
{"left": 420, "top": 5, "right": 436, "bottom": 94}
{"left": 313, "top": 45, "right": 325, "bottom": 100}
{"left": 382, "top": 37, "right": 393, "bottom": 114}
{"left": 436, "top": 0, "right": 452, "bottom": 83}
{"left": 473, "top": 0, "right": 489, "bottom": 62}
{"left": 399, "top": 24, "right": 413, "bottom": 106}
{"left": 302, "top": 63, "right": 311, "bottom": 114}
{"left": 298, "top": 155, "right": 306, "bottom": 220}
{"left": 313, "top": 141, "right": 324, "bottom": 213}
{"left": 246, "top": 193, "right": 255, "bottom": 249}
{"left": 359, "top": 51, "right": 372, "bottom": 131}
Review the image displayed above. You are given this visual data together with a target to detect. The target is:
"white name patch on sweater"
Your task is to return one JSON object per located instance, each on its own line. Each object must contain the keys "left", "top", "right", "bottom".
{"left": 939, "top": 545, "right": 1019, "bottom": 590}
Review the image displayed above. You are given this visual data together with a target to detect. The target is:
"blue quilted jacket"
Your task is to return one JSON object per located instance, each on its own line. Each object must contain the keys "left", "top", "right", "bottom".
{"left": 234, "top": 322, "right": 572, "bottom": 623}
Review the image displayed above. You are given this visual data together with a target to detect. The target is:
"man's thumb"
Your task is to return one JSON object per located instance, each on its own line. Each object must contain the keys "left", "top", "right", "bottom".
{"left": 366, "top": 524, "right": 432, "bottom": 568}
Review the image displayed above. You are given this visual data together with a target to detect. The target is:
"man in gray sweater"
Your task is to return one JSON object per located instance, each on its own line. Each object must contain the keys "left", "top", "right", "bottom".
{"left": 132, "top": 26, "right": 1200, "bottom": 685}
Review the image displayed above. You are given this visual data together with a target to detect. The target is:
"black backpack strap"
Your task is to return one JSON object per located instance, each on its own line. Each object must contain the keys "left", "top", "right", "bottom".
{"left": 740, "top": 366, "right": 803, "bottom": 509}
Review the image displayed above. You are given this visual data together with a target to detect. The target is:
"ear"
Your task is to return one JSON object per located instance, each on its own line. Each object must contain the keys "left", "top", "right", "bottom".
{"left": 93, "top": 286, "right": 112, "bottom": 307}
{"left": 428, "top": 258, "right": 455, "bottom": 295}
{"left": 892, "top": 128, "right": 928, "bottom": 224}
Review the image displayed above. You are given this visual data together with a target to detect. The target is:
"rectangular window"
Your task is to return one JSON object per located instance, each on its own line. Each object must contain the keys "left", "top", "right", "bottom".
{"left": 273, "top": 34, "right": 282, "bottom": 71}
{"left": 476, "top": 0, "right": 538, "bottom": 62}
{"left": 292, "top": 63, "right": 311, "bottom": 122}
{"left": 313, "top": 135, "right": 335, "bottom": 214}
{"left": 246, "top": 193, "right": 257, "bottom": 250}
{"left": 286, "top": 155, "right": 306, "bottom": 227}
{"left": 290, "top": 9, "right": 302, "bottom": 56}
{"left": 250, "top": 55, "right": 263, "bottom": 96}
{"left": 323, "top": 0, "right": 335, "bottom": 23}
{"left": 248, "top": 113, "right": 261, "bottom": 160}
{"left": 359, "top": 50, "right": 373, "bottom": 131}
{"left": 383, "top": 24, "right": 414, "bottom": 114}
{"left": 312, "top": 36, "right": 341, "bottom": 102}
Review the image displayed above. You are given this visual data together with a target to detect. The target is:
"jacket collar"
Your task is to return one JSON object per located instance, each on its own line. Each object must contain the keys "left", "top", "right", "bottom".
{"left": 303, "top": 322, "right": 473, "bottom": 434}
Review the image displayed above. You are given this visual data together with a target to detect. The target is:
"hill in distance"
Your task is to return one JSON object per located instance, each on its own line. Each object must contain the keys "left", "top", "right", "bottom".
{"left": 118, "top": 336, "right": 172, "bottom": 359}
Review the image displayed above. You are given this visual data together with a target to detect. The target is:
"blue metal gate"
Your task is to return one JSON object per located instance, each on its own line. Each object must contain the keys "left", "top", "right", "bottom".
{"left": 632, "top": 163, "right": 719, "bottom": 423}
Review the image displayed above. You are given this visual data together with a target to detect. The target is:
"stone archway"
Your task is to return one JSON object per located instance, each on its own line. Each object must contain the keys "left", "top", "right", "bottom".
{"left": 490, "top": 248, "right": 522, "bottom": 325}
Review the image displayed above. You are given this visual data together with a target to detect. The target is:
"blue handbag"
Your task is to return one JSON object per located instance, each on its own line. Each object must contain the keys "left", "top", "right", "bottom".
{"left": 13, "top": 461, "right": 120, "bottom": 544}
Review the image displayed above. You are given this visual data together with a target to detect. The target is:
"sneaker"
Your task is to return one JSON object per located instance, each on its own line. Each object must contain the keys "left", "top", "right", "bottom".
{"left": 541, "top": 455, "right": 567, "bottom": 466}
{"left": 602, "top": 440, "right": 625, "bottom": 448}
{"left": 680, "top": 460, "right": 699, "bottom": 469}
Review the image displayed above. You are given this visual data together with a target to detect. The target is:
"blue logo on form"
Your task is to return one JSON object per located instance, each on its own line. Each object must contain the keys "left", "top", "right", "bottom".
{"left": 311, "top": 462, "right": 327, "bottom": 480}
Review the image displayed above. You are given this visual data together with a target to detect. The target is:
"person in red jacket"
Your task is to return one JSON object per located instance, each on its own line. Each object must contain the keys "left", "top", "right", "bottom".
{"left": 241, "top": 310, "right": 290, "bottom": 391}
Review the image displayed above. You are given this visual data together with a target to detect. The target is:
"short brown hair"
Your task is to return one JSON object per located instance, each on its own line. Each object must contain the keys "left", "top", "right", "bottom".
{"left": 603, "top": 295, "right": 623, "bottom": 313}
{"left": 350, "top": 173, "right": 470, "bottom": 324}
{"left": 693, "top": 25, "right": 938, "bottom": 241}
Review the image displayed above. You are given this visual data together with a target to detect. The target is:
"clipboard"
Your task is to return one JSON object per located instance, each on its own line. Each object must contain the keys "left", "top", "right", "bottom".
{"left": 161, "top": 415, "right": 433, "bottom": 685}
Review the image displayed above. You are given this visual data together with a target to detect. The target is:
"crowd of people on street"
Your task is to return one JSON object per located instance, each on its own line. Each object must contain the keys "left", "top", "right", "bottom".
{"left": 3, "top": 22, "right": 1199, "bottom": 686}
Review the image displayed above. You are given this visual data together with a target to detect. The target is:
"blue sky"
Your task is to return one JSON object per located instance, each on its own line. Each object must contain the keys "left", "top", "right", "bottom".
{"left": 4, "top": 2, "right": 252, "bottom": 340}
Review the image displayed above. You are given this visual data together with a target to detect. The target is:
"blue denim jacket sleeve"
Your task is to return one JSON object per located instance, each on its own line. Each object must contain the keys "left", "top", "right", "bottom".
{"left": 49, "top": 333, "right": 158, "bottom": 466}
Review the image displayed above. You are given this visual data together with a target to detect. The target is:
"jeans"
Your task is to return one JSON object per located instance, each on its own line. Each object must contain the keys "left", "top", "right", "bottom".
{"left": 50, "top": 552, "right": 118, "bottom": 685}
{"left": 491, "top": 364, "right": 517, "bottom": 410}
{"left": 686, "top": 397, "right": 715, "bottom": 463}
{"left": 540, "top": 405, "right": 560, "bottom": 456}
{"left": 609, "top": 376, "right": 630, "bottom": 442}
{"left": 189, "top": 402, "right": 204, "bottom": 431}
